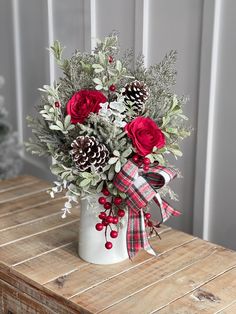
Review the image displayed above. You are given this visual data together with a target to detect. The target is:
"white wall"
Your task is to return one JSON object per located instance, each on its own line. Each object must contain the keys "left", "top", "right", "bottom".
{"left": 0, "top": 0, "right": 235, "bottom": 250}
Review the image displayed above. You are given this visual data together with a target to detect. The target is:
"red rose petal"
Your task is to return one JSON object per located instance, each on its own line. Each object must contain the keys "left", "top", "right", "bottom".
{"left": 66, "top": 90, "right": 107, "bottom": 124}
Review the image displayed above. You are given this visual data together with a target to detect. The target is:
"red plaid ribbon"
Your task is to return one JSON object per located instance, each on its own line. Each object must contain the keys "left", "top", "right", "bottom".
{"left": 113, "top": 160, "right": 181, "bottom": 258}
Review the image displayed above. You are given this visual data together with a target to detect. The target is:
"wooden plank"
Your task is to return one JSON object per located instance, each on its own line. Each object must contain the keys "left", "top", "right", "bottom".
{"left": 0, "top": 266, "right": 90, "bottom": 314}
{"left": 217, "top": 301, "right": 236, "bottom": 313}
{"left": 13, "top": 226, "right": 169, "bottom": 286}
{"left": 0, "top": 279, "right": 55, "bottom": 314}
{"left": 0, "top": 175, "right": 37, "bottom": 192}
{"left": 69, "top": 238, "right": 216, "bottom": 312}
{"left": 0, "top": 210, "right": 79, "bottom": 247}
{"left": 157, "top": 267, "right": 236, "bottom": 313}
{"left": 0, "top": 180, "right": 50, "bottom": 203}
{"left": 0, "top": 198, "right": 74, "bottom": 231}
{"left": 14, "top": 242, "right": 87, "bottom": 285}
{"left": 0, "top": 189, "right": 64, "bottom": 218}
{"left": 44, "top": 230, "right": 195, "bottom": 299}
{"left": 0, "top": 221, "right": 79, "bottom": 266}
{"left": 98, "top": 248, "right": 236, "bottom": 314}
{"left": 13, "top": 226, "right": 170, "bottom": 286}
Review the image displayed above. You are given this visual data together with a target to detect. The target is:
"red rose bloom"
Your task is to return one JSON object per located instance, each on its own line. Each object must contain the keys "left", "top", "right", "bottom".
{"left": 66, "top": 90, "right": 107, "bottom": 124}
{"left": 125, "top": 117, "right": 165, "bottom": 156}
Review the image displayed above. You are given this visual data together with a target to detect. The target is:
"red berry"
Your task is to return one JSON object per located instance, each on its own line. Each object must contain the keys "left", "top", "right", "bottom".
{"left": 102, "top": 219, "right": 109, "bottom": 226}
{"left": 145, "top": 212, "right": 151, "bottom": 220}
{"left": 102, "top": 187, "right": 110, "bottom": 196}
{"left": 98, "top": 197, "right": 106, "bottom": 205}
{"left": 104, "top": 202, "right": 112, "bottom": 210}
{"left": 99, "top": 212, "right": 107, "bottom": 220}
{"left": 106, "top": 215, "right": 114, "bottom": 224}
{"left": 143, "top": 157, "right": 151, "bottom": 165}
{"left": 105, "top": 241, "right": 113, "bottom": 249}
{"left": 148, "top": 221, "right": 153, "bottom": 227}
{"left": 143, "top": 165, "right": 149, "bottom": 172}
{"left": 95, "top": 223, "right": 103, "bottom": 231}
{"left": 110, "top": 230, "right": 118, "bottom": 238}
{"left": 132, "top": 154, "right": 139, "bottom": 163}
{"left": 55, "top": 101, "right": 61, "bottom": 108}
{"left": 108, "top": 56, "right": 113, "bottom": 63}
{"left": 113, "top": 196, "right": 122, "bottom": 206}
{"left": 109, "top": 84, "right": 116, "bottom": 92}
{"left": 112, "top": 216, "right": 119, "bottom": 224}
{"left": 117, "top": 209, "right": 125, "bottom": 217}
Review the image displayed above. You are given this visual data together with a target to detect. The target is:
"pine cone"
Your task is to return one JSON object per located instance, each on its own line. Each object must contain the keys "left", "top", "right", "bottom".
{"left": 122, "top": 80, "right": 149, "bottom": 115}
{"left": 70, "top": 136, "right": 109, "bottom": 172}
{"left": 123, "top": 80, "right": 149, "bottom": 103}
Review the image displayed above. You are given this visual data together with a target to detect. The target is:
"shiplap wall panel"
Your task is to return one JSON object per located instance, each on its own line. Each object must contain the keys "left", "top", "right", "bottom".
{"left": 16, "top": 0, "right": 52, "bottom": 179}
{"left": 0, "top": 1, "right": 16, "bottom": 129}
{"left": 52, "top": 0, "right": 87, "bottom": 79}
{"left": 95, "top": 0, "right": 136, "bottom": 52}
{"left": 148, "top": 0, "right": 203, "bottom": 233}
{"left": 208, "top": 0, "right": 236, "bottom": 250}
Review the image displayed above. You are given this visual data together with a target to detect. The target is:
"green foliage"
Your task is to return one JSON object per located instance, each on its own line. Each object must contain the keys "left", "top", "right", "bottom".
{"left": 26, "top": 34, "right": 191, "bottom": 205}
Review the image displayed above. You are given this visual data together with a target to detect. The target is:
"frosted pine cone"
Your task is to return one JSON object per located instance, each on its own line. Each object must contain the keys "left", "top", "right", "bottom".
{"left": 70, "top": 136, "right": 109, "bottom": 172}
{"left": 123, "top": 80, "right": 149, "bottom": 103}
{"left": 122, "top": 80, "right": 149, "bottom": 115}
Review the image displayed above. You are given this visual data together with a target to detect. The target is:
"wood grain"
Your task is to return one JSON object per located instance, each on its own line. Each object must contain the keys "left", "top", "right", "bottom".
{"left": 70, "top": 238, "right": 215, "bottom": 312}
{"left": 0, "top": 175, "right": 37, "bottom": 192}
{"left": 0, "top": 279, "right": 55, "bottom": 314}
{"left": 0, "top": 179, "right": 50, "bottom": 203}
{"left": 46, "top": 230, "right": 195, "bottom": 299}
{"left": 0, "top": 189, "right": 64, "bottom": 218}
{"left": 0, "top": 221, "right": 79, "bottom": 266}
{"left": 0, "top": 198, "right": 73, "bottom": 231}
{"left": 0, "top": 175, "right": 236, "bottom": 313}
{"left": 14, "top": 242, "right": 87, "bottom": 285}
{"left": 0, "top": 210, "right": 79, "bottom": 247}
{"left": 0, "top": 266, "right": 90, "bottom": 314}
{"left": 218, "top": 301, "right": 236, "bottom": 313}
{"left": 99, "top": 248, "right": 236, "bottom": 314}
{"left": 157, "top": 267, "right": 236, "bottom": 313}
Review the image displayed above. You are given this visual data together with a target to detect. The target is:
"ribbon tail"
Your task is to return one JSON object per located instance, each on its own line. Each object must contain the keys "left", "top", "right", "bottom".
{"left": 127, "top": 208, "right": 156, "bottom": 259}
{"left": 154, "top": 193, "right": 181, "bottom": 223}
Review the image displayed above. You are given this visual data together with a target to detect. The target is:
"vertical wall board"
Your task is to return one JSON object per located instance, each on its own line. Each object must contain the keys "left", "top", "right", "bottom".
{"left": 208, "top": 0, "right": 236, "bottom": 250}
{"left": 0, "top": 1, "right": 17, "bottom": 128}
{"left": 52, "top": 0, "right": 87, "bottom": 79}
{"left": 17, "top": 0, "right": 52, "bottom": 178}
{"left": 95, "top": 0, "right": 136, "bottom": 52}
{"left": 148, "top": 0, "right": 203, "bottom": 233}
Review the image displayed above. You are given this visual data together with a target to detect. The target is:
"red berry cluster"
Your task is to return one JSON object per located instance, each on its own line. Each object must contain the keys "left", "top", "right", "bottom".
{"left": 144, "top": 210, "right": 162, "bottom": 239}
{"left": 132, "top": 154, "right": 151, "bottom": 172}
{"left": 95, "top": 187, "right": 125, "bottom": 250}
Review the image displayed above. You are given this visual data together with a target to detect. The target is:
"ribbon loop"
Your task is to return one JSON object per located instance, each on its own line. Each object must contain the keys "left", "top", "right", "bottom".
{"left": 142, "top": 165, "right": 177, "bottom": 189}
{"left": 113, "top": 160, "right": 181, "bottom": 259}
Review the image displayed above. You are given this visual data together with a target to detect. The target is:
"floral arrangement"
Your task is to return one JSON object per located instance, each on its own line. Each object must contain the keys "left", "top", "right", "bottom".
{"left": 27, "top": 35, "right": 190, "bottom": 258}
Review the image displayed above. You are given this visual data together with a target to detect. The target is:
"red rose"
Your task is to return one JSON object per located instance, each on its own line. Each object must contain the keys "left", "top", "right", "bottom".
{"left": 125, "top": 117, "right": 165, "bottom": 156}
{"left": 66, "top": 90, "right": 107, "bottom": 124}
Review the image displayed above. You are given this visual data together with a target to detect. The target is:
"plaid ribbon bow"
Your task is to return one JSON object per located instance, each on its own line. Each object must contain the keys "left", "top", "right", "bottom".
{"left": 113, "top": 160, "right": 180, "bottom": 258}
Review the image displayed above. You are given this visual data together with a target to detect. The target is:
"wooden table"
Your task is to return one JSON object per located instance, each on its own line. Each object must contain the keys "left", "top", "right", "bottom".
{"left": 0, "top": 175, "right": 235, "bottom": 313}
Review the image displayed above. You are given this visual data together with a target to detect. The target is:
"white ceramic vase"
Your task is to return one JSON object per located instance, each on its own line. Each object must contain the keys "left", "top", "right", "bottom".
{"left": 78, "top": 193, "right": 129, "bottom": 265}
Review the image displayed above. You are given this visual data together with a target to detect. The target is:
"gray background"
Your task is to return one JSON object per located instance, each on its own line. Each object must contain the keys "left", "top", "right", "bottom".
{"left": 0, "top": 0, "right": 235, "bottom": 250}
